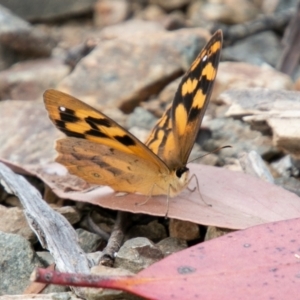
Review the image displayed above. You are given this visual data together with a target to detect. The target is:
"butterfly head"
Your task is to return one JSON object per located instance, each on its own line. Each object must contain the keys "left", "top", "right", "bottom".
{"left": 167, "top": 166, "right": 190, "bottom": 197}
{"left": 175, "top": 166, "right": 189, "bottom": 179}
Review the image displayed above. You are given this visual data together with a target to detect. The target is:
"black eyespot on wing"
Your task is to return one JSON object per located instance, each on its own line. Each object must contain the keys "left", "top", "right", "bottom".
{"left": 59, "top": 108, "right": 80, "bottom": 123}
{"left": 115, "top": 135, "right": 136, "bottom": 146}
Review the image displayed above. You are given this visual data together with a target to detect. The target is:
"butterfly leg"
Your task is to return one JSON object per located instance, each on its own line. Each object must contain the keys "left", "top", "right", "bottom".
{"left": 136, "top": 184, "right": 171, "bottom": 218}
{"left": 164, "top": 185, "right": 171, "bottom": 218}
{"left": 135, "top": 183, "right": 158, "bottom": 206}
{"left": 187, "top": 174, "right": 212, "bottom": 207}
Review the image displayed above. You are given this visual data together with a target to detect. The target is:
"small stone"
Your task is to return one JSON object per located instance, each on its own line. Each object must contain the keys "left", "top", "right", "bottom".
{"left": 0, "top": 232, "right": 42, "bottom": 295}
{"left": 201, "top": 0, "right": 260, "bottom": 24}
{"left": 157, "top": 237, "right": 187, "bottom": 257}
{"left": 76, "top": 228, "right": 103, "bottom": 253}
{"left": 138, "top": 4, "right": 166, "bottom": 22}
{"left": 203, "top": 117, "right": 276, "bottom": 161}
{"left": 149, "top": 0, "right": 191, "bottom": 11}
{"left": 268, "top": 118, "right": 300, "bottom": 160}
{"left": 0, "top": 58, "right": 70, "bottom": 101}
{"left": 94, "top": 0, "right": 130, "bottom": 28}
{"left": 169, "top": 219, "right": 200, "bottom": 241}
{"left": 205, "top": 226, "right": 234, "bottom": 241}
{"left": 214, "top": 62, "right": 293, "bottom": 98}
{"left": 126, "top": 220, "right": 167, "bottom": 242}
{"left": 57, "top": 28, "right": 211, "bottom": 112}
{"left": 0, "top": 205, "right": 36, "bottom": 242}
{"left": 127, "top": 107, "right": 158, "bottom": 131}
{"left": 53, "top": 205, "right": 81, "bottom": 225}
{"left": 162, "top": 11, "right": 187, "bottom": 30}
{"left": 274, "top": 176, "right": 300, "bottom": 197}
{"left": 1, "top": 0, "right": 98, "bottom": 22}
{"left": 99, "top": 19, "right": 164, "bottom": 40}
{"left": 222, "top": 31, "right": 282, "bottom": 67}
{"left": 0, "top": 100, "right": 62, "bottom": 166}
{"left": 114, "top": 237, "right": 164, "bottom": 273}
{"left": 270, "top": 155, "right": 295, "bottom": 178}
{"left": 36, "top": 251, "right": 55, "bottom": 266}
{"left": 0, "top": 4, "right": 55, "bottom": 56}
{"left": 3, "top": 195, "right": 21, "bottom": 207}
{"left": 129, "top": 126, "right": 150, "bottom": 144}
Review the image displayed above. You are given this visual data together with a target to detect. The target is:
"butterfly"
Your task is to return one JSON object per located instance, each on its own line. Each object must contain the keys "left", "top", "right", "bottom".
{"left": 44, "top": 30, "right": 222, "bottom": 198}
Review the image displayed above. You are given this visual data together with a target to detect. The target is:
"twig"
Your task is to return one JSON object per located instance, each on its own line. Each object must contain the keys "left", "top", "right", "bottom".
{"left": 276, "top": 1, "right": 300, "bottom": 75}
{"left": 213, "top": 8, "right": 295, "bottom": 46}
{"left": 100, "top": 211, "right": 130, "bottom": 267}
{"left": 86, "top": 211, "right": 110, "bottom": 241}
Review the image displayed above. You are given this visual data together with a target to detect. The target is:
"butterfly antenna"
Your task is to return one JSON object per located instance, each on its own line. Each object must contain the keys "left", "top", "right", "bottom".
{"left": 188, "top": 145, "right": 231, "bottom": 164}
{"left": 187, "top": 174, "right": 212, "bottom": 207}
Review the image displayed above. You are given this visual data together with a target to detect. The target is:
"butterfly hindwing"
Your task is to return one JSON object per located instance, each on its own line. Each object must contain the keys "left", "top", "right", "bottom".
{"left": 56, "top": 137, "right": 169, "bottom": 195}
{"left": 145, "top": 30, "right": 222, "bottom": 169}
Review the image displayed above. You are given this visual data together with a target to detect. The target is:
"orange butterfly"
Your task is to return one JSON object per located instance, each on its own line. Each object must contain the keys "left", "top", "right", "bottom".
{"left": 44, "top": 30, "right": 222, "bottom": 198}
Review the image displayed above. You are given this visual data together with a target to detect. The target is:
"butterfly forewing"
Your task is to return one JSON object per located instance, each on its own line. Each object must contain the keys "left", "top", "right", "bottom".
{"left": 44, "top": 89, "right": 168, "bottom": 170}
{"left": 145, "top": 30, "right": 222, "bottom": 169}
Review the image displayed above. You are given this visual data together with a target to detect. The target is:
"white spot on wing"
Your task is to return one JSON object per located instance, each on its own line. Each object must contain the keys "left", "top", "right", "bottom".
{"left": 59, "top": 106, "right": 66, "bottom": 112}
{"left": 202, "top": 55, "right": 208, "bottom": 62}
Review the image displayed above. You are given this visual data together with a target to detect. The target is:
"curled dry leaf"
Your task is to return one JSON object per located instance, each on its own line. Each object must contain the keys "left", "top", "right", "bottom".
{"left": 33, "top": 162, "right": 300, "bottom": 230}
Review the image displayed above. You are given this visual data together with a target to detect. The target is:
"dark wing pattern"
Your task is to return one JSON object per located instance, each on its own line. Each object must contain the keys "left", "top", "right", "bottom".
{"left": 44, "top": 89, "right": 168, "bottom": 171}
{"left": 145, "top": 30, "right": 222, "bottom": 169}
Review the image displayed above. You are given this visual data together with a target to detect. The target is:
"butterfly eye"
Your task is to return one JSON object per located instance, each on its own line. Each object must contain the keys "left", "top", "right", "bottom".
{"left": 176, "top": 166, "right": 189, "bottom": 178}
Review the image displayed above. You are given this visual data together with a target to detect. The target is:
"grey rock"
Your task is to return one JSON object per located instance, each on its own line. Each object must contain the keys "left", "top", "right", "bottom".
{"left": 36, "top": 251, "right": 55, "bottom": 266}
{"left": 0, "top": 205, "right": 36, "bottom": 242}
{"left": 54, "top": 205, "right": 81, "bottom": 225}
{"left": 275, "top": 0, "right": 299, "bottom": 12}
{"left": 274, "top": 176, "right": 300, "bottom": 197}
{"left": 156, "top": 237, "right": 187, "bottom": 257}
{"left": 169, "top": 219, "right": 200, "bottom": 241}
{"left": 126, "top": 220, "right": 167, "bottom": 242}
{"left": 222, "top": 31, "right": 282, "bottom": 67}
{"left": 0, "top": 232, "right": 42, "bottom": 295}
{"left": 114, "top": 237, "right": 164, "bottom": 273}
{"left": 57, "top": 28, "right": 212, "bottom": 112}
{"left": 127, "top": 107, "right": 157, "bottom": 131}
{"left": 203, "top": 117, "right": 278, "bottom": 161}
{"left": 0, "top": 4, "right": 55, "bottom": 56}
{"left": 271, "top": 155, "right": 296, "bottom": 178}
{"left": 0, "top": 59, "right": 70, "bottom": 101}
{"left": 0, "top": 0, "right": 98, "bottom": 22}
{"left": 76, "top": 228, "right": 103, "bottom": 253}
{"left": 205, "top": 226, "right": 234, "bottom": 241}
